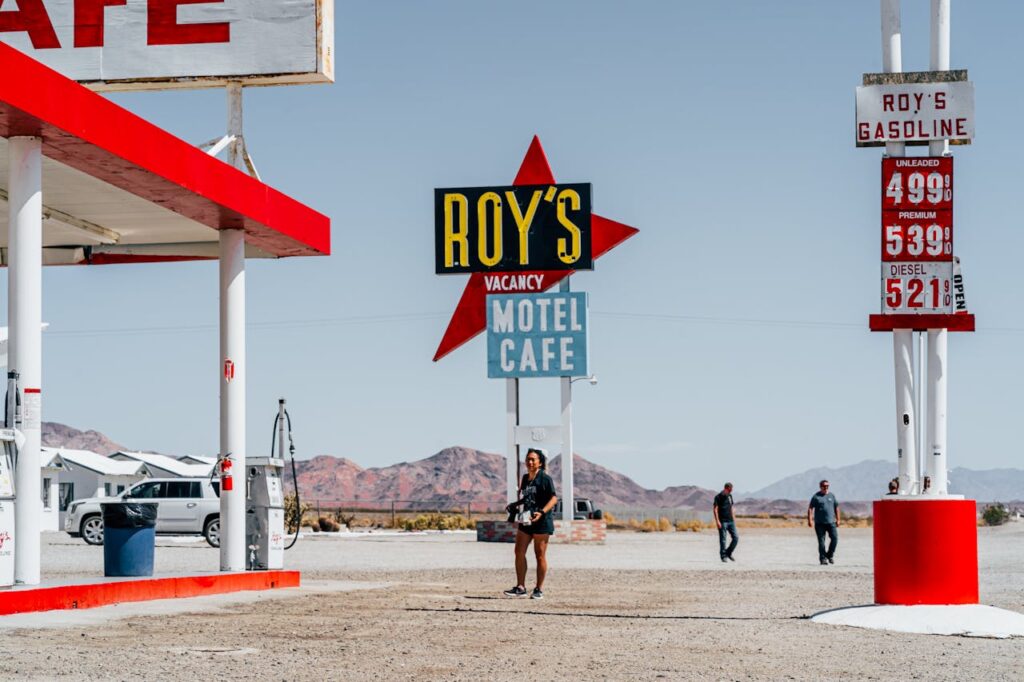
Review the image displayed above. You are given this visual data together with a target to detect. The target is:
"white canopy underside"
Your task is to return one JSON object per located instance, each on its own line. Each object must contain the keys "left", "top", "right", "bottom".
{"left": 0, "top": 136, "right": 273, "bottom": 264}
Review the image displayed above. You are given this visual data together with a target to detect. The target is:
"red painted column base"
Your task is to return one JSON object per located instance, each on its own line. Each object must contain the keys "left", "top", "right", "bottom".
{"left": 873, "top": 499, "right": 978, "bottom": 605}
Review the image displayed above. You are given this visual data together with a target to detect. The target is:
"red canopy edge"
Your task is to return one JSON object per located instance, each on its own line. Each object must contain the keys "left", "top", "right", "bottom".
{"left": 0, "top": 42, "right": 329, "bottom": 260}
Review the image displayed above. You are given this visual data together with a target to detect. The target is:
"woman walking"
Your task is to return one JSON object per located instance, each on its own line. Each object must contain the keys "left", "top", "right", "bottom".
{"left": 504, "top": 448, "right": 558, "bottom": 600}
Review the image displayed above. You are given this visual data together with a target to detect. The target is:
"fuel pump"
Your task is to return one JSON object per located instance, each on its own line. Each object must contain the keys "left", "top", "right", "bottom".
{"left": 245, "top": 456, "right": 285, "bottom": 570}
{"left": 0, "top": 372, "right": 22, "bottom": 587}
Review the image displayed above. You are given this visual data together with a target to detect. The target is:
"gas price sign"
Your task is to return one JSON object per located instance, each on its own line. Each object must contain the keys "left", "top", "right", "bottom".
{"left": 880, "top": 156, "right": 953, "bottom": 314}
{"left": 882, "top": 157, "right": 952, "bottom": 261}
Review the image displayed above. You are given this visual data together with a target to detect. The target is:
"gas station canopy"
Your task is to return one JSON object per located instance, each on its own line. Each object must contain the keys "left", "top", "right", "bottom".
{"left": 0, "top": 42, "right": 330, "bottom": 265}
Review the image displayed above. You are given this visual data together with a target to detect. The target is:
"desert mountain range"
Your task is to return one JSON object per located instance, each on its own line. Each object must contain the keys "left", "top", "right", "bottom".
{"left": 39, "top": 423, "right": 1023, "bottom": 514}
{"left": 279, "top": 446, "right": 714, "bottom": 510}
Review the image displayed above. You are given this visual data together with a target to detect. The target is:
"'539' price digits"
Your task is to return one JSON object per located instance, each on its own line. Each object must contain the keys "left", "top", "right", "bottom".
{"left": 883, "top": 215, "right": 953, "bottom": 261}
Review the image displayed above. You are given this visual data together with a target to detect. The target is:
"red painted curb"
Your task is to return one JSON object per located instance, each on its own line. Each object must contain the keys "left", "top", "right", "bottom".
{"left": 0, "top": 571, "right": 300, "bottom": 616}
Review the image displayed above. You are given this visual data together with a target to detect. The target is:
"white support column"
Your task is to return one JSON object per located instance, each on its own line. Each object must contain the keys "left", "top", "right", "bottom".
{"left": 916, "top": 331, "right": 927, "bottom": 489}
{"left": 559, "top": 279, "right": 574, "bottom": 523}
{"left": 219, "top": 82, "right": 247, "bottom": 571}
{"left": 560, "top": 377, "right": 573, "bottom": 522}
{"left": 893, "top": 330, "right": 918, "bottom": 493}
{"left": 9, "top": 136, "right": 43, "bottom": 585}
{"left": 506, "top": 378, "right": 518, "bottom": 504}
{"left": 882, "top": 0, "right": 917, "bottom": 494}
{"left": 924, "top": 0, "right": 951, "bottom": 496}
{"left": 926, "top": 329, "right": 948, "bottom": 494}
{"left": 930, "top": 0, "right": 951, "bottom": 160}
{"left": 219, "top": 228, "right": 246, "bottom": 571}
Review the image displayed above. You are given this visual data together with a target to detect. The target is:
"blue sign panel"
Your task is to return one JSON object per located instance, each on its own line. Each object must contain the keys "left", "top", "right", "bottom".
{"left": 486, "top": 292, "right": 589, "bottom": 379}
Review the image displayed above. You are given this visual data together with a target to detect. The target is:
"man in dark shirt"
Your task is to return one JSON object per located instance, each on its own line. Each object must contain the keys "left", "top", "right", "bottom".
{"left": 713, "top": 482, "right": 738, "bottom": 562}
{"left": 807, "top": 479, "right": 840, "bottom": 565}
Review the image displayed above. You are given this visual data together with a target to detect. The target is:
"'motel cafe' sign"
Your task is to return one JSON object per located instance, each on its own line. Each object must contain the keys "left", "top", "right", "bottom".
{"left": 486, "top": 292, "right": 589, "bottom": 379}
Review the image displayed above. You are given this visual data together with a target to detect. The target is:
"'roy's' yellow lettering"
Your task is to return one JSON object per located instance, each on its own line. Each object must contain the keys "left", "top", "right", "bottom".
{"left": 556, "top": 188, "right": 582, "bottom": 264}
{"left": 443, "top": 193, "right": 469, "bottom": 268}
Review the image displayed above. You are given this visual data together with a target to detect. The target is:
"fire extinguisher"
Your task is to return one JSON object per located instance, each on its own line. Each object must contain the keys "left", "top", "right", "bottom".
{"left": 220, "top": 454, "right": 234, "bottom": 492}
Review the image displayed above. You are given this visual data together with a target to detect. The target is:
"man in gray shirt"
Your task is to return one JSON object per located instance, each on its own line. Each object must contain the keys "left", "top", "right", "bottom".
{"left": 807, "top": 479, "right": 840, "bottom": 565}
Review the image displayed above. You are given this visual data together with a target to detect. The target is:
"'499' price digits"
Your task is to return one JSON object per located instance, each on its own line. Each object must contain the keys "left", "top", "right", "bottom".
{"left": 882, "top": 156, "right": 952, "bottom": 210}
{"left": 881, "top": 262, "right": 953, "bottom": 314}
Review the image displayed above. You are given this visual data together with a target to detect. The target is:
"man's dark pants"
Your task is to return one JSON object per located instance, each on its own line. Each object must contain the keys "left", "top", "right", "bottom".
{"left": 815, "top": 522, "right": 838, "bottom": 560}
{"left": 718, "top": 521, "right": 738, "bottom": 559}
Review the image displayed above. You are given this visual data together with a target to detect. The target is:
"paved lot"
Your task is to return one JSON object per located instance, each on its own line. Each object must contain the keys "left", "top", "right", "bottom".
{"left": 0, "top": 524, "right": 1020, "bottom": 680}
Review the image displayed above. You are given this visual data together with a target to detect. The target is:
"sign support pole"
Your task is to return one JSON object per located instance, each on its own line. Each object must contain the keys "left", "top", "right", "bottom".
{"left": 882, "top": 0, "right": 918, "bottom": 495}
{"left": 506, "top": 378, "right": 518, "bottom": 504}
{"left": 926, "top": 0, "right": 951, "bottom": 495}
{"left": 560, "top": 278, "right": 574, "bottom": 523}
{"left": 9, "top": 136, "right": 43, "bottom": 585}
{"left": 219, "top": 83, "right": 247, "bottom": 571}
{"left": 916, "top": 331, "right": 926, "bottom": 489}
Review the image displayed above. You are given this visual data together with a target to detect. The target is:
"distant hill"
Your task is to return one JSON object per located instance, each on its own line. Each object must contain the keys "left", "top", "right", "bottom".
{"left": 743, "top": 459, "right": 1024, "bottom": 502}
{"left": 42, "top": 422, "right": 126, "bottom": 454}
{"left": 283, "top": 446, "right": 717, "bottom": 511}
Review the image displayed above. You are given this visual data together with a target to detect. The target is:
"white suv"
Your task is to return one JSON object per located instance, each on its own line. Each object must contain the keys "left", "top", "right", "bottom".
{"left": 65, "top": 478, "right": 221, "bottom": 547}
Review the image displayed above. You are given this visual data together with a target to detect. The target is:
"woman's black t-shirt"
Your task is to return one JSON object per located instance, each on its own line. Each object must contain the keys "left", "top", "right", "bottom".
{"left": 519, "top": 471, "right": 557, "bottom": 535}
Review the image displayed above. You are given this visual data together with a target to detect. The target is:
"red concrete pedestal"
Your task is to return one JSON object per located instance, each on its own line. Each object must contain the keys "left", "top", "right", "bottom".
{"left": 873, "top": 498, "right": 978, "bottom": 605}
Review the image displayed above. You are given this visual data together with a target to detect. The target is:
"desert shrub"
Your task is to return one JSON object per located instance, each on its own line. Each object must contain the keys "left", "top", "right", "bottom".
{"left": 675, "top": 519, "right": 704, "bottom": 532}
{"left": 308, "top": 521, "right": 320, "bottom": 532}
{"left": 318, "top": 516, "right": 340, "bottom": 532}
{"left": 638, "top": 518, "right": 659, "bottom": 533}
{"left": 983, "top": 504, "right": 1010, "bottom": 527}
{"left": 283, "top": 494, "right": 310, "bottom": 533}
{"left": 603, "top": 511, "right": 616, "bottom": 524}
{"left": 335, "top": 511, "right": 357, "bottom": 528}
{"left": 843, "top": 515, "right": 872, "bottom": 529}
{"left": 402, "top": 513, "right": 476, "bottom": 531}
{"left": 658, "top": 517, "right": 672, "bottom": 532}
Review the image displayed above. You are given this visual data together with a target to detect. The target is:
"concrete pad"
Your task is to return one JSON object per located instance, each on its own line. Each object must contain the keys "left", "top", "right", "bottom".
{"left": 812, "top": 604, "right": 1024, "bottom": 638}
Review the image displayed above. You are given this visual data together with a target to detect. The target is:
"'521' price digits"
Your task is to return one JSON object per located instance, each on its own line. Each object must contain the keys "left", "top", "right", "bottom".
{"left": 881, "top": 263, "right": 953, "bottom": 313}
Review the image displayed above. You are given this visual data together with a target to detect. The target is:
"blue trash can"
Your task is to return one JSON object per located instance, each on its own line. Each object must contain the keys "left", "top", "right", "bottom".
{"left": 101, "top": 502, "right": 157, "bottom": 577}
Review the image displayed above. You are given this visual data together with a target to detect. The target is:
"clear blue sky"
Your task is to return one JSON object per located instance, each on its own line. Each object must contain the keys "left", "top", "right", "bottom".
{"left": 9, "top": 2, "right": 1024, "bottom": 491}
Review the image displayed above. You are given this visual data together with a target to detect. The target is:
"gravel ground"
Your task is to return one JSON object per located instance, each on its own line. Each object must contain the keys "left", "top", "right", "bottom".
{"left": 0, "top": 524, "right": 1020, "bottom": 680}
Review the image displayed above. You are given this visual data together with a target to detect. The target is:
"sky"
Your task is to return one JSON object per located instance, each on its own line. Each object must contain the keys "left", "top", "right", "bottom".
{"left": 5, "top": 1, "right": 1024, "bottom": 492}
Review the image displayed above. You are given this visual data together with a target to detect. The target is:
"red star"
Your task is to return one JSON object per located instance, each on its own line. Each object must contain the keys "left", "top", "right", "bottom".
{"left": 433, "top": 136, "right": 639, "bottom": 361}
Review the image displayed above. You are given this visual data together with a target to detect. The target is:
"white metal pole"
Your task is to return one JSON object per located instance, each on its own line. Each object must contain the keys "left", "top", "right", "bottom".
{"left": 560, "top": 278, "right": 574, "bottom": 523}
{"left": 926, "top": 329, "right": 948, "bottom": 493}
{"left": 926, "top": 0, "right": 951, "bottom": 495}
{"left": 219, "top": 228, "right": 246, "bottom": 571}
{"left": 9, "top": 136, "right": 43, "bottom": 585}
{"left": 893, "top": 331, "right": 918, "bottom": 493}
{"left": 219, "top": 83, "right": 246, "bottom": 571}
{"left": 921, "top": 329, "right": 929, "bottom": 489}
{"left": 882, "top": 0, "right": 917, "bottom": 495}
{"left": 506, "top": 378, "right": 518, "bottom": 504}
{"left": 278, "top": 398, "right": 286, "bottom": 459}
